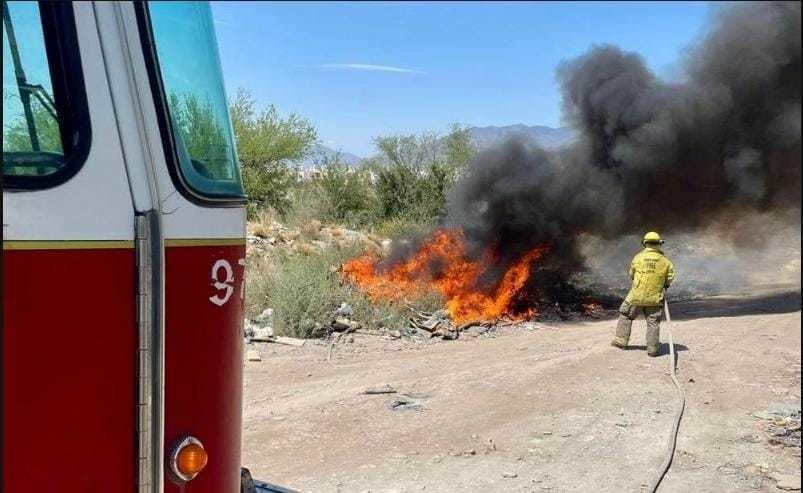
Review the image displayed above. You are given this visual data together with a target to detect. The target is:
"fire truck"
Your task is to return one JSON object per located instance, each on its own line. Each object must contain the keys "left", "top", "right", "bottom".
{"left": 3, "top": 2, "right": 279, "bottom": 492}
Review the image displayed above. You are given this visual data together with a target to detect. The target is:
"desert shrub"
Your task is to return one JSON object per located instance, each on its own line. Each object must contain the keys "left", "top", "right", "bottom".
{"left": 244, "top": 252, "right": 275, "bottom": 318}
{"left": 254, "top": 247, "right": 346, "bottom": 338}
{"left": 249, "top": 244, "right": 444, "bottom": 338}
{"left": 229, "top": 88, "right": 316, "bottom": 217}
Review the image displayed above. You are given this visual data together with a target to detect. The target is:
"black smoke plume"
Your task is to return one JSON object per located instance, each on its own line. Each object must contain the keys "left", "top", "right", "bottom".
{"left": 441, "top": 1, "right": 800, "bottom": 296}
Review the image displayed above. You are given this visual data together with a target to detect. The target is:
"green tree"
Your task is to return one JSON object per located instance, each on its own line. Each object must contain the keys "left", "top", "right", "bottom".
{"left": 373, "top": 132, "right": 438, "bottom": 171}
{"left": 3, "top": 98, "right": 62, "bottom": 154}
{"left": 442, "top": 123, "right": 475, "bottom": 171}
{"left": 312, "top": 152, "right": 378, "bottom": 226}
{"left": 370, "top": 124, "right": 476, "bottom": 221}
{"left": 229, "top": 88, "right": 317, "bottom": 216}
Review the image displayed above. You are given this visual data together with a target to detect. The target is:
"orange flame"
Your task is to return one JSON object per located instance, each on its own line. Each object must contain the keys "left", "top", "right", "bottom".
{"left": 341, "top": 229, "right": 549, "bottom": 323}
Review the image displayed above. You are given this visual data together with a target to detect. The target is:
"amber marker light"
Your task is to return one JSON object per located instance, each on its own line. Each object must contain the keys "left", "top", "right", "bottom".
{"left": 170, "top": 436, "right": 208, "bottom": 482}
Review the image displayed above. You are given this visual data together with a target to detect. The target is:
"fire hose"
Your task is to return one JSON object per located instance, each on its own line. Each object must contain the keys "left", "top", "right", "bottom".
{"left": 646, "top": 294, "right": 685, "bottom": 492}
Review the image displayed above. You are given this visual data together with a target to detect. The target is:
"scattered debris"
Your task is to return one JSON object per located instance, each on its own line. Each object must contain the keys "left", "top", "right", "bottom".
{"left": 502, "top": 472, "right": 518, "bottom": 479}
{"left": 363, "top": 384, "right": 397, "bottom": 395}
{"left": 406, "top": 305, "right": 512, "bottom": 342}
{"left": 463, "top": 325, "right": 491, "bottom": 337}
{"left": 332, "top": 316, "right": 361, "bottom": 332}
{"left": 250, "top": 326, "right": 275, "bottom": 341}
{"left": 245, "top": 323, "right": 305, "bottom": 347}
{"left": 334, "top": 302, "right": 353, "bottom": 317}
{"left": 388, "top": 394, "right": 424, "bottom": 412}
{"left": 753, "top": 408, "right": 801, "bottom": 448}
{"left": 245, "top": 308, "right": 275, "bottom": 343}
{"left": 243, "top": 320, "right": 257, "bottom": 342}
{"left": 273, "top": 336, "right": 306, "bottom": 347}
{"left": 254, "top": 307, "right": 274, "bottom": 325}
{"left": 716, "top": 462, "right": 770, "bottom": 490}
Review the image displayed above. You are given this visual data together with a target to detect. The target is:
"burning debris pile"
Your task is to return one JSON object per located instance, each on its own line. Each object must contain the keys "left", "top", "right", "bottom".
{"left": 342, "top": 1, "right": 801, "bottom": 318}
{"left": 406, "top": 307, "right": 518, "bottom": 341}
{"left": 342, "top": 228, "right": 606, "bottom": 334}
{"left": 342, "top": 229, "right": 551, "bottom": 323}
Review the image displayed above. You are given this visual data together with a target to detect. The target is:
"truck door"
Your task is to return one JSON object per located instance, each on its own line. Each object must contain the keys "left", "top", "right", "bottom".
{"left": 3, "top": 2, "right": 139, "bottom": 491}
{"left": 128, "top": 2, "right": 248, "bottom": 491}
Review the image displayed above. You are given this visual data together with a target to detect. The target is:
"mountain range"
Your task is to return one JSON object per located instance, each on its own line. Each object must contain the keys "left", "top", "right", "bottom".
{"left": 467, "top": 124, "right": 575, "bottom": 151}
{"left": 296, "top": 124, "right": 576, "bottom": 168}
{"left": 300, "top": 143, "right": 363, "bottom": 167}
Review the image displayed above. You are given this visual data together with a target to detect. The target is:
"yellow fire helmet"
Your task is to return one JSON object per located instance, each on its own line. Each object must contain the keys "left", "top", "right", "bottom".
{"left": 642, "top": 231, "right": 664, "bottom": 246}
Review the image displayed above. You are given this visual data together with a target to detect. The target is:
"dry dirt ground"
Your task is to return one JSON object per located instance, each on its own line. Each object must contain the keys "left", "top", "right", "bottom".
{"left": 242, "top": 289, "right": 801, "bottom": 493}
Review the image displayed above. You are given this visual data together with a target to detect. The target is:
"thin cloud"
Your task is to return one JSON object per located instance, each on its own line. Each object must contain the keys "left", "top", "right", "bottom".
{"left": 318, "top": 63, "right": 425, "bottom": 74}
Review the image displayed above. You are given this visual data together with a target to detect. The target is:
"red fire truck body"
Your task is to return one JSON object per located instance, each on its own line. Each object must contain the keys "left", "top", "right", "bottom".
{"left": 3, "top": 2, "right": 249, "bottom": 491}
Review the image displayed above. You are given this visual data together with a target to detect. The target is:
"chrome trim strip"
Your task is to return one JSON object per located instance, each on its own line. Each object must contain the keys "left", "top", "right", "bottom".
{"left": 136, "top": 211, "right": 165, "bottom": 493}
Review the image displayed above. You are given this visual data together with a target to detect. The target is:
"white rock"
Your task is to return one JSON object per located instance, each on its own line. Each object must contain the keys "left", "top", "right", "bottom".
{"left": 254, "top": 308, "right": 274, "bottom": 325}
{"left": 253, "top": 326, "right": 274, "bottom": 339}
{"left": 335, "top": 302, "right": 354, "bottom": 317}
{"left": 246, "top": 350, "right": 262, "bottom": 362}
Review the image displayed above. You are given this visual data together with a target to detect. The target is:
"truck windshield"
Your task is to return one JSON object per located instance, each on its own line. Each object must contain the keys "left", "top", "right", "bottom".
{"left": 146, "top": 1, "right": 244, "bottom": 198}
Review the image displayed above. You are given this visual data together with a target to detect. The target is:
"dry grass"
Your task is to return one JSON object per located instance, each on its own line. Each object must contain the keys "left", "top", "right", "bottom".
{"left": 248, "top": 209, "right": 279, "bottom": 238}
{"left": 246, "top": 242, "right": 443, "bottom": 339}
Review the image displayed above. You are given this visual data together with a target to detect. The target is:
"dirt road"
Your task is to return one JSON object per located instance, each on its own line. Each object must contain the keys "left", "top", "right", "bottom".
{"left": 242, "top": 290, "right": 801, "bottom": 492}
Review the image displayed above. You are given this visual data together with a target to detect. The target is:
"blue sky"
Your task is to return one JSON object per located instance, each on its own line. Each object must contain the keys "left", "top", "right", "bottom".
{"left": 211, "top": 1, "right": 712, "bottom": 157}
{"left": 3, "top": 2, "right": 55, "bottom": 133}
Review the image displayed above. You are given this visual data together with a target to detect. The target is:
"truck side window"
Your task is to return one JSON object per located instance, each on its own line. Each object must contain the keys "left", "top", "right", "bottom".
{"left": 142, "top": 1, "right": 244, "bottom": 200}
{"left": 2, "top": 2, "right": 88, "bottom": 189}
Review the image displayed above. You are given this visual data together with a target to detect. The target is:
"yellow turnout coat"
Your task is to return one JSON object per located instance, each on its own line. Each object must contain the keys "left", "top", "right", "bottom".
{"left": 625, "top": 247, "right": 675, "bottom": 306}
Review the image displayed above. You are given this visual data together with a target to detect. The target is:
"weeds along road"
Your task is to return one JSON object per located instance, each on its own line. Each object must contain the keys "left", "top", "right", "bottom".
{"left": 242, "top": 291, "right": 801, "bottom": 493}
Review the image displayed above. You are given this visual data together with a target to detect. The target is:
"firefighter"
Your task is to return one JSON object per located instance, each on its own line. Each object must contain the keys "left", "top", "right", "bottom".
{"left": 611, "top": 232, "right": 675, "bottom": 356}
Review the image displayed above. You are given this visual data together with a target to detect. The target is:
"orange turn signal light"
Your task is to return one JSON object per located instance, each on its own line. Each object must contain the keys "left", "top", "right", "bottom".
{"left": 171, "top": 437, "right": 208, "bottom": 481}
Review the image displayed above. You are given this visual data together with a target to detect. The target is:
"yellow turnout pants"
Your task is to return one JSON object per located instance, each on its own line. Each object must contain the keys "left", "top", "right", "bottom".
{"left": 614, "top": 300, "right": 662, "bottom": 354}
